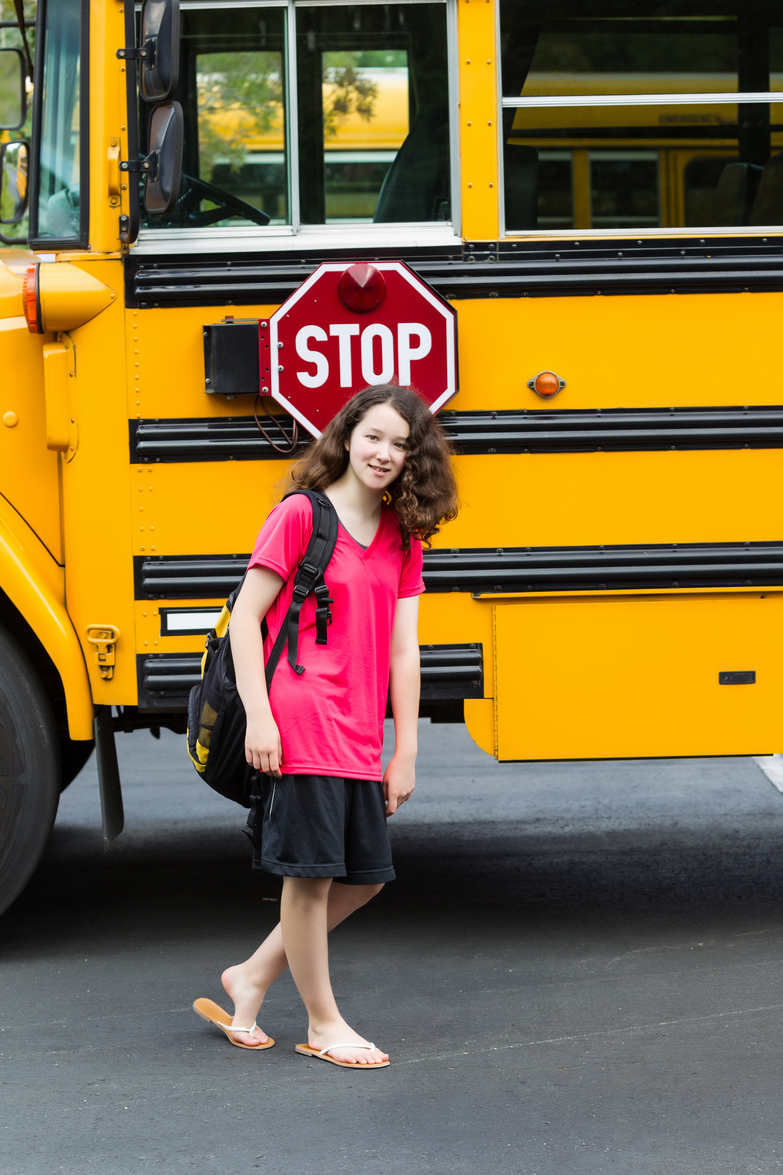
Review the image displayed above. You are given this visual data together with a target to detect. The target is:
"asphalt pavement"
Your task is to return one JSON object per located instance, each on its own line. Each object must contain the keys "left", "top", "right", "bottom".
{"left": 3, "top": 722, "right": 783, "bottom": 1174}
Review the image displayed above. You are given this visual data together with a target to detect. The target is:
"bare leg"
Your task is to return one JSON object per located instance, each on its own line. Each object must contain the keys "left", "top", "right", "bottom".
{"left": 221, "top": 880, "right": 383, "bottom": 1046}
{"left": 280, "top": 876, "right": 389, "bottom": 1065}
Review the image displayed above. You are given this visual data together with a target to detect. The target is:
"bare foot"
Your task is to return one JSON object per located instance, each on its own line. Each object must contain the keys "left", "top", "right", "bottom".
{"left": 221, "top": 964, "right": 271, "bottom": 1047}
{"left": 308, "top": 1018, "right": 389, "bottom": 1066}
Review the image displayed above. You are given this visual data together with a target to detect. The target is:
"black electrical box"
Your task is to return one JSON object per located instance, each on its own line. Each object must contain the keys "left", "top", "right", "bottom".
{"left": 203, "top": 319, "right": 259, "bottom": 396}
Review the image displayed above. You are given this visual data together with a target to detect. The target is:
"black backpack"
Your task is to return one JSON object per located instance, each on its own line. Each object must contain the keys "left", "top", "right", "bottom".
{"left": 186, "top": 490, "right": 338, "bottom": 806}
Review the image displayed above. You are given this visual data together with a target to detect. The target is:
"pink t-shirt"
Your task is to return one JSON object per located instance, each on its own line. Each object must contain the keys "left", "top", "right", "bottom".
{"left": 246, "top": 494, "right": 425, "bottom": 781}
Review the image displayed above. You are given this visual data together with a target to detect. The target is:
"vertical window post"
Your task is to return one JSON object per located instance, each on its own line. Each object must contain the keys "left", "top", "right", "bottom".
{"left": 286, "top": 0, "right": 300, "bottom": 233}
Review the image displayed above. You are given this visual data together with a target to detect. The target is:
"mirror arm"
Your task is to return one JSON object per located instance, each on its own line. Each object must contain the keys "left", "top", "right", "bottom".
{"left": 116, "top": 39, "right": 157, "bottom": 69}
{"left": 121, "top": 153, "right": 159, "bottom": 183}
{"left": 11, "top": 0, "right": 33, "bottom": 81}
{"left": 119, "top": 0, "right": 141, "bottom": 245}
{"left": 120, "top": 157, "right": 153, "bottom": 174}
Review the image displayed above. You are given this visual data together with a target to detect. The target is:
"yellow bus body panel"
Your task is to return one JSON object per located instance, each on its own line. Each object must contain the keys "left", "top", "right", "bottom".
{"left": 59, "top": 261, "right": 137, "bottom": 704}
{"left": 0, "top": 493, "right": 93, "bottom": 740}
{"left": 450, "top": 292, "right": 783, "bottom": 413}
{"left": 495, "top": 592, "right": 783, "bottom": 760}
{"left": 0, "top": 318, "right": 63, "bottom": 563}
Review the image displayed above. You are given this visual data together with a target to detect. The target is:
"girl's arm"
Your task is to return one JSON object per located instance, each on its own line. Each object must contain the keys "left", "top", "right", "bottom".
{"left": 230, "top": 566, "right": 286, "bottom": 777}
{"left": 384, "top": 595, "right": 421, "bottom": 814}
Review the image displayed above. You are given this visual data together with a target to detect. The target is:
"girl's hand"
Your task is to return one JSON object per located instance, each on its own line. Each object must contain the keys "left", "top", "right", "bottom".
{"left": 245, "top": 712, "right": 283, "bottom": 778}
{"left": 383, "top": 754, "right": 415, "bottom": 815}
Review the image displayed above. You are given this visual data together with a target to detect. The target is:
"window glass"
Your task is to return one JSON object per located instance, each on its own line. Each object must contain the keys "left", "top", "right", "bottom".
{"left": 296, "top": 4, "right": 450, "bottom": 224}
{"left": 322, "top": 49, "right": 409, "bottom": 222}
{"left": 142, "top": 6, "right": 287, "bottom": 229}
{"left": 501, "top": 2, "right": 783, "bottom": 231}
{"left": 500, "top": 1, "right": 783, "bottom": 99}
{"left": 506, "top": 102, "right": 783, "bottom": 231}
{"left": 35, "top": 0, "right": 82, "bottom": 240}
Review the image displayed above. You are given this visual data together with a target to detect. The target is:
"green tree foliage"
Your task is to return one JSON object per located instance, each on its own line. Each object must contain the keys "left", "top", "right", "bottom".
{"left": 197, "top": 51, "right": 284, "bottom": 181}
{"left": 322, "top": 53, "right": 379, "bottom": 140}
{"left": 197, "top": 48, "right": 384, "bottom": 181}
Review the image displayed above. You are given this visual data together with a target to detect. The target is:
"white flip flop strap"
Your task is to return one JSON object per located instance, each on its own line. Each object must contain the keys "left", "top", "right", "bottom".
{"left": 228, "top": 1023, "right": 258, "bottom": 1034}
{"left": 319, "top": 1042, "right": 376, "bottom": 1056}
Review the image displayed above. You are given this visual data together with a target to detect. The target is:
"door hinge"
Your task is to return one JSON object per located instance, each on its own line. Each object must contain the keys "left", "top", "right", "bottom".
{"left": 86, "top": 625, "right": 121, "bottom": 680}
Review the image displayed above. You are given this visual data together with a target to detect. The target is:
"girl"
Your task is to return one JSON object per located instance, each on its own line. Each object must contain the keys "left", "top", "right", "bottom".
{"left": 195, "top": 384, "right": 458, "bottom": 1068}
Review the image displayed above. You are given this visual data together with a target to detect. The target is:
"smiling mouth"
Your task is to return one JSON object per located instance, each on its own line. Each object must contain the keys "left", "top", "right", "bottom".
{"left": 369, "top": 464, "right": 390, "bottom": 474}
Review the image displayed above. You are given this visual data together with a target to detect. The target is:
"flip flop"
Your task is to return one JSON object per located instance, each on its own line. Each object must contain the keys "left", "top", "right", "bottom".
{"left": 193, "top": 997, "right": 275, "bottom": 1051}
{"left": 295, "top": 1042, "right": 390, "bottom": 1069}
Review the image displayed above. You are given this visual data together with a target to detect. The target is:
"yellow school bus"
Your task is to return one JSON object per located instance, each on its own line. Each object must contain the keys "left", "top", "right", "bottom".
{"left": 2, "top": 0, "right": 783, "bottom": 913}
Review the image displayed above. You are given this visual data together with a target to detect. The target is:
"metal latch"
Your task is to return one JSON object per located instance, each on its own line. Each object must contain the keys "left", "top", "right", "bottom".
{"left": 86, "top": 625, "right": 121, "bottom": 680}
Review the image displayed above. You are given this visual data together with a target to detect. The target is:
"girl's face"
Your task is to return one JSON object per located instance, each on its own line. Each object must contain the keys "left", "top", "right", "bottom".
{"left": 346, "top": 403, "right": 410, "bottom": 492}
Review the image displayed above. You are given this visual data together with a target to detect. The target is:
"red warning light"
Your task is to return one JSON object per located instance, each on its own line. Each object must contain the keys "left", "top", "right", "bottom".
{"left": 337, "top": 263, "right": 387, "bottom": 313}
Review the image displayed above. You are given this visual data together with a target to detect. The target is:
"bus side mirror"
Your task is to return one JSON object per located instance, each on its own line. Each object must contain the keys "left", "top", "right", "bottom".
{"left": 143, "top": 102, "right": 183, "bottom": 216}
{"left": 0, "top": 140, "right": 29, "bottom": 224}
{"left": 139, "top": 0, "right": 180, "bottom": 103}
{"left": 0, "top": 49, "right": 26, "bottom": 130}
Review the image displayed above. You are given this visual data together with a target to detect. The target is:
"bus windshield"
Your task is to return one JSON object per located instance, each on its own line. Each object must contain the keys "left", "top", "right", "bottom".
{"left": 34, "top": 0, "right": 83, "bottom": 242}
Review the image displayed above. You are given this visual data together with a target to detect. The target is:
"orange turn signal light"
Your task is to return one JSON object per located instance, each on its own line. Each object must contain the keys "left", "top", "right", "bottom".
{"left": 22, "top": 262, "right": 41, "bottom": 333}
{"left": 527, "top": 370, "right": 566, "bottom": 398}
{"left": 22, "top": 261, "right": 115, "bottom": 334}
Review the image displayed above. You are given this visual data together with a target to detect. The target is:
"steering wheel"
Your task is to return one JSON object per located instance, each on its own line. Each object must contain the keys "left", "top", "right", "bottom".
{"left": 160, "top": 173, "right": 271, "bottom": 228}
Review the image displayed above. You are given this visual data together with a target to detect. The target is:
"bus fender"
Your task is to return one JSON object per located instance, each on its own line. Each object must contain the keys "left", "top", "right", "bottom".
{"left": 0, "top": 494, "right": 93, "bottom": 740}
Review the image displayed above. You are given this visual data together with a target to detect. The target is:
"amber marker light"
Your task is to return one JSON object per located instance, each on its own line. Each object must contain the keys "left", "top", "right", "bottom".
{"left": 22, "top": 263, "right": 41, "bottom": 333}
{"left": 528, "top": 370, "right": 566, "bottom": 398}
{"left": 338, "top": 263, "right": 386, "bottom": 313}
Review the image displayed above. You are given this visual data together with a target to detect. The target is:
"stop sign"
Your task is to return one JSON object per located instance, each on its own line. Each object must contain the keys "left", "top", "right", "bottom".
{"left": 261, "top": 261, "right": 457, "bottom": 437}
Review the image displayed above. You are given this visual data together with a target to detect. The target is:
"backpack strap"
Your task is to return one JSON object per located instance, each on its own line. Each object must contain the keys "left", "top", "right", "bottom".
{"left": 261, "top": 490, "right": 338, "bottom": 689}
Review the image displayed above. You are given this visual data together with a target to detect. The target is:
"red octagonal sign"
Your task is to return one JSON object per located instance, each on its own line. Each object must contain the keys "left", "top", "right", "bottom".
{"left": 261, "top": 261, "right": 458, "bottom": 437}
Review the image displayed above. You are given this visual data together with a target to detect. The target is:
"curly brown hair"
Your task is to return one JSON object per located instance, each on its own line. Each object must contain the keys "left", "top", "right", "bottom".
{"left": 288, "top": 385, "right": 458, "bottom": 545}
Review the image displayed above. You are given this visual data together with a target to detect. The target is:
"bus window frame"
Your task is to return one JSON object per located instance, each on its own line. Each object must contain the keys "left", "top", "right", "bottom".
{"left": 134, "top": 0, "right": 460, "bottom": 252}
{"left": 496, "top": 7, "right": 783, "bottom": 246}
{"left": 498, "top": 89, "right": 783, "bottom": 239}
{"left": 28, "top": 0, "right": 90, "bottom": 250}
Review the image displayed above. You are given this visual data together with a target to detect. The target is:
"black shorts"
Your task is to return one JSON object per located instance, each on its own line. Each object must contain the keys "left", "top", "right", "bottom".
{"left": 247, "top": 774, "right": 395, "bottom": 886}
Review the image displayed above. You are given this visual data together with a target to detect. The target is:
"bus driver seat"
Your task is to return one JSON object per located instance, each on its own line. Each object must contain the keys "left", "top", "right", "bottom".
{"left": 711, "top": 162, "right": 762, "bottom": 226}
{"left": 373, "top": 111, "right": 451, "bottom": 223}
{"left": 750, "top": 151, "right": 783, "bottom": 226}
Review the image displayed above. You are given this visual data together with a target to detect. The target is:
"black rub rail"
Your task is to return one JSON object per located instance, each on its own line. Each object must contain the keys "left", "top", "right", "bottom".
{"left": 137, "top": 644, "right": 483, "bottom": 707}
{"left": 135, "top": 554, "right": 250, "bottom": 599}
{"left": 132, "top": 406, "right": 783, "bottom": 462}
{"left": 423, "top": 541, "right": 783, "bottom": 594}
{"left": 135, "top": 541, "right": 783, "bottom": 601}
{"left": 125, "top": 237, "right": 783, "bottom": 307}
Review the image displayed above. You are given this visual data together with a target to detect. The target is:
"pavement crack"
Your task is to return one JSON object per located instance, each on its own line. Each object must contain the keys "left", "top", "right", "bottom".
{"left": 398, "top": 1001, "right": 783, "bottom": 1064}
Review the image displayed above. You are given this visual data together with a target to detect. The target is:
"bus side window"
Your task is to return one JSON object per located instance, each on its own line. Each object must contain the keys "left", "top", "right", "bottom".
{"left": 295, "top": 3, "right": 451, "bottom": 226}
{"left": 499, "top": 1, "right": 783, "bottom": 235}
{"left": 140, "top": 1, "right": 451, "bottom": 233}
{"left": 141, "top": 7, "right": 288, "bottom": 230}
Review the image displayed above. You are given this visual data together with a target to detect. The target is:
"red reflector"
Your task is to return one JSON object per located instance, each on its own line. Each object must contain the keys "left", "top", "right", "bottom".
{"left": 22, "top": 263, "right": 40, "bottom": 333}
{"left": 337, "top": 263, "right": 386, "bottom": 313}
